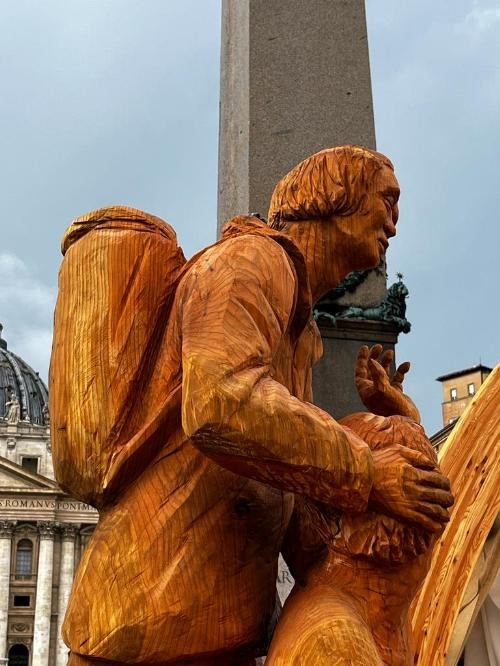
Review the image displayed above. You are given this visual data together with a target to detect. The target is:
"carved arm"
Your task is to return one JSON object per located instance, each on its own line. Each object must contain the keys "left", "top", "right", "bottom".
{"left": 180, "top": 236, "right": 374, "bottom": 513}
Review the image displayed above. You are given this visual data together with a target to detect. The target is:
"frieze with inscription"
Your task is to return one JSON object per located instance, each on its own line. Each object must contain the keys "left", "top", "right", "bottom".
{"left": 0, "top": 497, "right": 95, "bottom": 512}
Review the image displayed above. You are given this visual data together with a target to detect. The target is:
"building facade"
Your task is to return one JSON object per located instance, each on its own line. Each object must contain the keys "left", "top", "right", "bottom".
{"left": 0, "top": 327, "right": 98, "bottom": 666}
{"left": 436, "top": 364, "right": 492, "bottom": 427}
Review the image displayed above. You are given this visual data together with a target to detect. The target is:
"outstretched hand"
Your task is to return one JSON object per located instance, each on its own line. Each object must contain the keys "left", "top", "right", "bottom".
{"left": 355, "top": 344, "right": 420, "bottom": 423}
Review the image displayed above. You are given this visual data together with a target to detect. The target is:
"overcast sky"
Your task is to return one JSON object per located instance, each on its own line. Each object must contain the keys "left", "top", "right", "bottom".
{"left": 0, "top": 0, "right": 498, "bottom": 434}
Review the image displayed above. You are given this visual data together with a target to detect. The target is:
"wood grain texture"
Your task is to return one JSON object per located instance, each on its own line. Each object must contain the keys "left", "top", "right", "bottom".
{"left": 267, "top": 414, "right": 440, "bottom": 666}
{"left": 444, "top": 526, "right": 500, "bottom": 665}
{"left": 49, "top": 148, "right": 455, "bottom": 664}
{"left": 50, "top": 201, "right": 376, "bottom": 662}
{"left": 411, "top": 363, "right": 500, "bottom": 666}
{"left": 50, "top": 206, "right": 187, "bottom": 508}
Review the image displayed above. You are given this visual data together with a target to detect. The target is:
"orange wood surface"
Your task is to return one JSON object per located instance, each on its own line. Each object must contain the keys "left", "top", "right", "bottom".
{"left": 51, "top": 202, "right": 376, "bottom": 663}
{"left": 411, "top": 363, "right": 500, "bottom": 666}
{"left": 267, "top": 414, "right": 441, "bottom": 666}
{"left": 50, "top": 147, "right": 455, "bottom": 665}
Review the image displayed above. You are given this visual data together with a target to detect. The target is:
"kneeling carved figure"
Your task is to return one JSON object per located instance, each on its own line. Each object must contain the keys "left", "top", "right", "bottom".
{"left": 267, "top": 412, "right": 441, "bottom": 666}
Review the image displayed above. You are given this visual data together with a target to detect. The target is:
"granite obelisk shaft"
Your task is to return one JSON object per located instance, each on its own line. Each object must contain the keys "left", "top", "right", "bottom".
{"left": 218, "top": 0, "right": 376, "bottom": 231}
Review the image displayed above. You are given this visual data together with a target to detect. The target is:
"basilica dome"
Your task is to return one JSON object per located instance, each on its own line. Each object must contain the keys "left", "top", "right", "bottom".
{"left": 0, "top": 324, "right": 48, "bottom": 426}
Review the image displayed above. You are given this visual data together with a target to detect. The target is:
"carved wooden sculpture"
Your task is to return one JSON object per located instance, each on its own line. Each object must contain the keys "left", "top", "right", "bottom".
{"left": 411, "top": 363, "right": 500, "bottom": 666}
{"left": 266, "top": 364, "right": 499, "bottom": 666}
{"left": 50, "top": 147, "right": 453, "bottom": 665}
{"left": 266, "top": 413, "right": 443, "bottom": 666}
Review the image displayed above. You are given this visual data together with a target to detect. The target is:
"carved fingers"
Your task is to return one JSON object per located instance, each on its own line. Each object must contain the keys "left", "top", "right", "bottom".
{"left": 356, "top": 345, "right": 393, "bottom": 398}
{"left": 393, "top": 361, "right": 411, "bottom": 391}
{"left": 371, "top": 446, "right": 453, "bottom": 534}
{"left": 355, "top": 345, "right": 383, "bottom": 401}
{"left": 416, "top": 486, "right": 454, "bottom": 508}
{"left": 355, "top": 345, "right": 371, "bottom": 387}
{"left": 356, "top": 344, "right": 405, "bottom": 380}
{"left": 355, "top": 344, "right": 420, "bottom": 422}
{"left": 412, "top": 502, "right": 450, "bottom": 530}
{"left": 397, "top": 446, "right": 436, "bottom": 471}
{"left": 402, "top": 463, "right": 453, "bottom": 534}
{"left": 417, "top": 469, "right": 451, "bottom": 492}
{"left": 365, "top": 344, "right": 404, "bottom": 389}
{"left": 367, "top": 358, "right": 391, "bottom": 392}
{"left": 396, "top": 508, "right": 446, "bottom": 534}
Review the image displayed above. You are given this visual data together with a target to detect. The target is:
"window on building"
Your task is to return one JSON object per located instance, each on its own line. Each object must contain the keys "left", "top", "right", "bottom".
{"left": 450, "top": 387, "right": 457, "bottom": 401}
{"left": 468, "top": 383, "right": 475, "bottom": 396}
{"left": 21, "top": 457, "right": 38, "bottom": 474}
{"left": 8, "top": 643, "right": 29, "bottom": 666}
{"left": 13, "top": 595, "right": 31, "bottom": 607}
{"left": 15, "top": 540, "right": 33, "bottom": 578}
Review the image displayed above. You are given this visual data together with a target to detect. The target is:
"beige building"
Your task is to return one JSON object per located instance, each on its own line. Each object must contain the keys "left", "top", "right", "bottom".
{"left": 436, "top": 364, "right": 492, "bottom": 427}
{"left": 0, "top": 326, "right": 98, "bottom": 666}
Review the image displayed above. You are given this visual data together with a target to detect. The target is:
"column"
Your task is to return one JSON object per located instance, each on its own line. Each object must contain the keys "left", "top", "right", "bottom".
{"left": 0, "top": 521, "right": 15, "bottom": 664}
{"left": 218, "top": 0, "right": 376, "bottom": 231}
{"left": 55, "top": 525, "right": 77, "bottom": 666}
{"left": 32, "top": 522, "right": 56, "bottom": 666}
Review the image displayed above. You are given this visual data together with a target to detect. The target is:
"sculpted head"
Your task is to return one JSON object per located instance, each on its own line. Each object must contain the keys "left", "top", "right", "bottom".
{"left": 268, "top": 145, "right": 400, "bottom": 274}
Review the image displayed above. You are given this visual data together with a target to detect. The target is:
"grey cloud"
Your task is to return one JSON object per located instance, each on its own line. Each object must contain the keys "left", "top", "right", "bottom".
{"left": 0, "top": 253, "right": 55, "bottom": 380}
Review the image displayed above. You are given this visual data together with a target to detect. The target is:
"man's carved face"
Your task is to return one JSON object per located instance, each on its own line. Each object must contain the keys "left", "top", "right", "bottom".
{"left": 331, "top": 165, "right": 400, "bottom": 272}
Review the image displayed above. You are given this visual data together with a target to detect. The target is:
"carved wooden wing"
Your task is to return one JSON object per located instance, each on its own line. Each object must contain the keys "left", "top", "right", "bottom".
{"left": 411, "top": 364, "right": 500, "bottom": 665}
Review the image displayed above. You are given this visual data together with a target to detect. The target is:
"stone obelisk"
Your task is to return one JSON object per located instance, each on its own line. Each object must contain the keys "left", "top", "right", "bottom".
{"left": 218, "top": 0, "right": 376, "bottom": 228}
{"left": 218, "top": 0, "right": 400, "bottom": 421}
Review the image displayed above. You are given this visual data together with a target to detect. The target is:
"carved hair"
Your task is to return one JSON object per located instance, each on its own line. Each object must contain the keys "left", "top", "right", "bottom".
{"left": 268, "top": 145, "right": 394, "bottom": 231}
{"left": 340, "top": 413, "right": 436, "bottom": 462}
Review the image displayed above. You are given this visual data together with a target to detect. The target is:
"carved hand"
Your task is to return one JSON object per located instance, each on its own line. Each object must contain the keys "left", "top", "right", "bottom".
{"left": 355, "top": 344, "right": 420, "bottom": 423}
{"left": 370, "top": 444, "right": 453, "bottom": 533}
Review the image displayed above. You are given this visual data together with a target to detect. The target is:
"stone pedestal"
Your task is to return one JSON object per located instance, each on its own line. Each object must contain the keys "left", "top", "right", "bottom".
{"left": 32, "top": 522, "right": 56, "bottom": 666}
{"left": 313, "top": 319, "right": 399, "bottom": 420}
{"left": 0, "top": 522, "right": 14, "bottom": 663}
{"left": 55, "top": 526, "right": 77, "bottom": 666}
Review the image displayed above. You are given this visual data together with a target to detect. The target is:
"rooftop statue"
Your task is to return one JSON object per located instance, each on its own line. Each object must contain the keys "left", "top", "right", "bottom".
{"left": 4, "top": 389, "right": 21, "bottom": 425}
{"left": 50, "top": 146, "right": 454, "bottom": 665}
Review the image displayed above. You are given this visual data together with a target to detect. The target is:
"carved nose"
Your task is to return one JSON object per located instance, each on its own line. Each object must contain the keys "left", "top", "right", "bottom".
{"left": 384, "top": 221, "right": 397, "bottom": 238}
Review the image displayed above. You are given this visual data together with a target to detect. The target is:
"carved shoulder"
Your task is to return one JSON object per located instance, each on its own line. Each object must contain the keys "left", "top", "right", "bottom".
{"left": 179, "top": 234, "right": 298, "bottom": 318}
